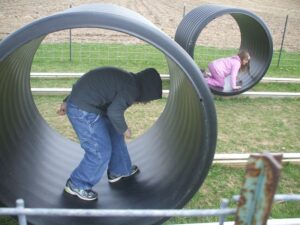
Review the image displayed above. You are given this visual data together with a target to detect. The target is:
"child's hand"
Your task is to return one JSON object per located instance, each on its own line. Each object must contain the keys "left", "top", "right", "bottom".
{"left": 57, "top": 102, "right": 67, "bottom": 116}
{"left": 233, "top": 86, "right": 241, "bottom": 90}
{"left": 124, "top": 128, "right": 132, "bottom": 139}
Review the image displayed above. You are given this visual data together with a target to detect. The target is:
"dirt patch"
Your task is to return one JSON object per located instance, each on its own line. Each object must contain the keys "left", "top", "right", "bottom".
{"left": 0, "top": 0, "right": 299, "bottom": 51}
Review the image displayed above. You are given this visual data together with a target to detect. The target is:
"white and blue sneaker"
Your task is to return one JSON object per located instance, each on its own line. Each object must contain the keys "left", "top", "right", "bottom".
{"left": 64, "top": 179, "right": 98, "bottom": 201}
{"left": 107, "top": 165, "right": 140, "bottom": 183}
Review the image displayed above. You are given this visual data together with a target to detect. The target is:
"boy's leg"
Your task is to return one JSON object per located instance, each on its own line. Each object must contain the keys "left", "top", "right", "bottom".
{"left": 67, "top": 103, "right": 112, "bottom": 190}
{"left": 105, "top": 117, "right": 133, "bottom": 177}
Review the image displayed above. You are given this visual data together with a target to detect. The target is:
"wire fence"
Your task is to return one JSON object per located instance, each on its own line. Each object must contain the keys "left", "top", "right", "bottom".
{"left": 0, "top": 2, "right": 299, "bottom": 74}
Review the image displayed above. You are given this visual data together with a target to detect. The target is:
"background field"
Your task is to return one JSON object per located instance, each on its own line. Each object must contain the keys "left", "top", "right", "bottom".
{"left": 1, "top": 0, "right": 300, "bottom": 50}
{"left": 1, "top": 0, "right": 300, "bottom": 73}
{"left": 31, "top": 94, "right": 300, "bottom": 154}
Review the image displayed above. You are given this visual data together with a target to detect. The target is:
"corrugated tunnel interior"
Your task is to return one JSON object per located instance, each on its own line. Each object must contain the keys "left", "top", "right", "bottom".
{"left": 175, "top": 4, "right": 273, "bottom": 96}
{"left": 0, "top": 4, "right": 217, "bottom": 225}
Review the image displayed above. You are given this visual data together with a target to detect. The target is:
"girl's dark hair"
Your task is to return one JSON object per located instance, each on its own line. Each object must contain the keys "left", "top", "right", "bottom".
{"left": 238, "top": 50, "right": 251, "bottom": 73}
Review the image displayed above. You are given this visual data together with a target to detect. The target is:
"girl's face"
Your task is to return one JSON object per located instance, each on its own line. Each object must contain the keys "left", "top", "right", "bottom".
{"left": 242, "top": 55, "right": 250, "bottom": 66}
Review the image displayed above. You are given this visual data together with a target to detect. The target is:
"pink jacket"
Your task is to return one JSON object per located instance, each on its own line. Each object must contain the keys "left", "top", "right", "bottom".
{"left": 209, "top": 55, "right": 241, "bottom": 89}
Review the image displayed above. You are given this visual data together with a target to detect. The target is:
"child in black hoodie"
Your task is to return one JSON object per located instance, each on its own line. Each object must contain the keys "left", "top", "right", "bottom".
{"left": 57, "top": 67, "right": 162, "bottom": 201}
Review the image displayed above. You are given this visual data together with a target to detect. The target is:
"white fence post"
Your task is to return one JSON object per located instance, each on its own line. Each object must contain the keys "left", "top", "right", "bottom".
{"left": 219, "top": 198, "right": 229, "bottom": 225}
{"left": 16, "top": 199, "right": 27, "bottom": 225}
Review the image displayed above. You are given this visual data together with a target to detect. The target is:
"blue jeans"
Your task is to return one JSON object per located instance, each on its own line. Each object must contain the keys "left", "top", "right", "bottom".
{"left": 66, "top": 102, "right": 133, "bottom": 190}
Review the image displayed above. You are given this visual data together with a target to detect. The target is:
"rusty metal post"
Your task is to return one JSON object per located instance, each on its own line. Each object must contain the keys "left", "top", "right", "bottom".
{"left": 234, "top": 153, "right": 282, "bottom": 225}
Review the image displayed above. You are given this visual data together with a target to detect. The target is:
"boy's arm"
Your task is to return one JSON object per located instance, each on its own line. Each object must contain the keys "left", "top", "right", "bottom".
{"left": 107, "top": 94, "right": 132, "bottom": 135}
{"left": 57, "top": 102, "right": 67, "bottom": 115}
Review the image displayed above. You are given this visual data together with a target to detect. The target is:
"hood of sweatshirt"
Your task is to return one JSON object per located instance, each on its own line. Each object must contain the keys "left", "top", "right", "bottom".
{"left": 134, "top": 68, "right": 162, "bottom": 102}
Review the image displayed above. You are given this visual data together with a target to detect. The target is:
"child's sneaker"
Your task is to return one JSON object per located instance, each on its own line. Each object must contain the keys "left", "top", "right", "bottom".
{"left": 64, "top": 179, "right": 98, "bottom": 201}
{"left": 107, "top": 165, "right": 140, "bottom": 183}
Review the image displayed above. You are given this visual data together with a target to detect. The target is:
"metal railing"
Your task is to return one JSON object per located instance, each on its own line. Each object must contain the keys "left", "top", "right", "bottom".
{"left": 0, "top": 194, "right": 299, "bottom": 225}
{"left": 30, "top": 72, "right": 300, "bottom": 83}
{"left": 29, "top": 88, "right": 300, "bottom": 98}
{"left": 28, "top": 72, "right": 300, "bottom": 98}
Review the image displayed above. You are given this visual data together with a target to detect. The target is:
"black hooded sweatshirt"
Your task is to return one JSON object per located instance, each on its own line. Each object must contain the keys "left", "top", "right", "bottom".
{"left": 65, "top": 67, "right": 162, "bottom": 134}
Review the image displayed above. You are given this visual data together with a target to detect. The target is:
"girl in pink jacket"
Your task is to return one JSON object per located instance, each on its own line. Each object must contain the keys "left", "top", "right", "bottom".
{"left": 204, "top": 50, "right": 250, "bottom": 90}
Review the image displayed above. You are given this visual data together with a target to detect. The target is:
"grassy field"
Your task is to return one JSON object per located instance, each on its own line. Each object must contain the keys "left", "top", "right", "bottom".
{"left": 32, "top": 43, "right": 300, "bottom": 77}
{"left": 31, "top": 95, "right": 300, "bottom": 153}
{"left": 29, "top": 42, "right": 300, "bottom": 153}
{"left": 166, "top": 163, "right": 300, "bottom": 224}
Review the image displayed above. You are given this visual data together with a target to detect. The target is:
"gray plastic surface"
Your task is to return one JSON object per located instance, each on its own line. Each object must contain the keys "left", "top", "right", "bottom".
{"left": 175, "top": 4, "right": 273, "bottom": 96}
{"left": 0, "top": 4, "right": 217, "bottom": 225}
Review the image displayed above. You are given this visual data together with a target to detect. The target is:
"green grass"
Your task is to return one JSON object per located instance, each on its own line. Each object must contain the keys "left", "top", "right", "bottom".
{"left": 251, "top": 83, "right": 300, "bottom": 92}
{"left": 2, "top": 163, "right": 299, "bottom": 225}
{"left": 32, "top": 43, "right": 168, "bottom": 73}
{"left": 31, "top": 43, "right": 300, "bottom": 77}
{"left": 269, "top": 51, "right": 300, "bottom": 77}
{"left": 214, "top": 97, "right": 300, "bottom": 153}
{"left": 30, "top": 95, "right": 300, "bottom": 153}
{"left": 165, "top": 163, "right": 300, "bottom": 224}
{"left": 0, "top": 216, "right": 17, "bottom": 225}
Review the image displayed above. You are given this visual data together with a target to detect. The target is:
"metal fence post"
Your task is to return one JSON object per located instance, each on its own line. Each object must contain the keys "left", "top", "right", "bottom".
{"left": 277, "top": 15, "right": 289, "bottom": 67}
{"left": 234, "top": 153, "right": 283, "bottom": 225}
{"left": 183, "top": 3, "right": 186, "bottom": 17}
{"left": 16, "top": 199, "right": 27, "bottom": 225}
{"left": 219, "top": 198, "right": 229, "bottom": 225}
{"left": 69, "top": 3, "right": 73, "bottom": 62}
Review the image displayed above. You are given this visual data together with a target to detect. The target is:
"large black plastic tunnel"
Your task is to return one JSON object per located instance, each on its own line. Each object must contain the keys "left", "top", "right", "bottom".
{"left": 175, "top": 4, "right": 273, "bottom": 96}
{"left": 0, "top": 4, "right": 217, "bottom": 225}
